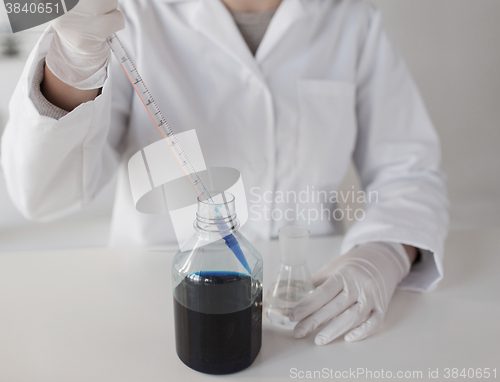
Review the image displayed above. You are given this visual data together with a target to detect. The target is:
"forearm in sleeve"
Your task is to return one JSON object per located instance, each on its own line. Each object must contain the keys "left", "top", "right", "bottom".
{"left": 30, "top": 58, "right": 69, "bottom": 120}
{"left": 1, "top": 27, "right": 121, "bottom": 221}
{"left": 341, "top": 8, "right": 449, "bottom": 292}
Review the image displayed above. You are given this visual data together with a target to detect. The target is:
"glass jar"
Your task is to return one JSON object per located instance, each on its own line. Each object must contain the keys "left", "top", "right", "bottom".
{"left": 172, "top": 192, "right": 263, "bottom": 374}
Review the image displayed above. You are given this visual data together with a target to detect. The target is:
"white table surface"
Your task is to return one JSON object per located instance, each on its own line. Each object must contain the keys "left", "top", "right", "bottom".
{"left": 1, "top": 229, "right": 499, "bottom": 382}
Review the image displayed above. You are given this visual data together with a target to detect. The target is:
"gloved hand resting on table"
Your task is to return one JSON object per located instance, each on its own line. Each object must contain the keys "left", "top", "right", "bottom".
{"left": 46, "top": 0, "right": 125, "bottom": 90}
{"left": 289, "top": 242, "right": 412, "bottom": 345}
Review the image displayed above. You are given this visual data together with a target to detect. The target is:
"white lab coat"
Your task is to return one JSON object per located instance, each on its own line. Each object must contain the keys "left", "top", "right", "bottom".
{"left": 1, "top": 0, "right": 448, "bottom": 291}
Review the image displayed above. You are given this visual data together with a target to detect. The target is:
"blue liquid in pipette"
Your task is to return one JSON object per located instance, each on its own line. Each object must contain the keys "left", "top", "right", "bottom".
{"left": 212, "top": 204, "right": 251, "bottom": 274}
{"left": 223, "top": 234, "right": 251, "bottom": 274}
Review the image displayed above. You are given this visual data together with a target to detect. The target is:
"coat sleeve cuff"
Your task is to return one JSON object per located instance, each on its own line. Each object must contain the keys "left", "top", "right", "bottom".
{"left": 23, "top": 26, "right": 109, "bottom": 122}
{"left": 341, "top": 230, "right": 444, "bottom": 292}
{"left": 397, "top": 249, "right": 442, "bottom": 292}
{"left": 29, "top": 58, "right": 69, "bottom": 120}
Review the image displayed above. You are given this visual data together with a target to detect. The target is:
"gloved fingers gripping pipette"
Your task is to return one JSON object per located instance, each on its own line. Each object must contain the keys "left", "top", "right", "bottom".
{"left": 46, "top": 0, "right": 125, "bottom": 90}
{"left": 106, "top": 34, "right": 251, "bottom": 274}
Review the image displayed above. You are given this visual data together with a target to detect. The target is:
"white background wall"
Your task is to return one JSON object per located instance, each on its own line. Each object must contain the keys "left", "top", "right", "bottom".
{"left": 342, "top": 0, "right": 500, "bottom": 230}
{"left": 1, "top": 0, "right": 499, "bottom": 250}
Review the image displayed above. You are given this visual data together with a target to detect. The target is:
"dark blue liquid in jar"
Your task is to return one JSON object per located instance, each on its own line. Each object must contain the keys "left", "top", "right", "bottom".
{"left": 173, "top": 271, "right": 262, "bottom": 374}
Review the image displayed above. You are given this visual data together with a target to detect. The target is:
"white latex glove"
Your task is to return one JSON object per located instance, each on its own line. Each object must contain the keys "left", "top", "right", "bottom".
{"left": 289, "top": 242, "right": 411, "bottom": 345}
{"left": 45, "top": 0, "right": 125, "bottom": 90}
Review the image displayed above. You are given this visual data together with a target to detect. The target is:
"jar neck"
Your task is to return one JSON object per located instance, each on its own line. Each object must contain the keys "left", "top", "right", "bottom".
{"left": 195, "top": 213, "right": 240, "bottom": 235}
{"left": 194, "top": 191, "right": 240, "bottom": 235}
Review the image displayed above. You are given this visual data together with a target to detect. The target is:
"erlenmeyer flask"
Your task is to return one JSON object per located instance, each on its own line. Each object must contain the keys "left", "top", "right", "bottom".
{"left": 265, "top": 225, "right": 315, "bottom": 329}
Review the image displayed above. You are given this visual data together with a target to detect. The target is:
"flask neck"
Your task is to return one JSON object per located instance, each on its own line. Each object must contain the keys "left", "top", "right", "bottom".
{"left": 279, "top": 225, "right": 310, "bottom": 266}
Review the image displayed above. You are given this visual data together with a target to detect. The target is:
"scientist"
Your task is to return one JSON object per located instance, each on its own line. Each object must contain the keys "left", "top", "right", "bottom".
{"left": 1, "top": 0, "right": 448, "bottom": 345}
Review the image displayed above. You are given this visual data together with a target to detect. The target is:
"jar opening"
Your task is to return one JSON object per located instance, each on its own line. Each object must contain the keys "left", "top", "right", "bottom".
{"left": 197, "top": 190, "right": 235, "bottom": 206}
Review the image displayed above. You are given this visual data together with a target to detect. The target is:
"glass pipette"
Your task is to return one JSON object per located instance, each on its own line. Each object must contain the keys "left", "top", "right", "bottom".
{"left": 106, "top": 34, "right": 251, "bottom": 273}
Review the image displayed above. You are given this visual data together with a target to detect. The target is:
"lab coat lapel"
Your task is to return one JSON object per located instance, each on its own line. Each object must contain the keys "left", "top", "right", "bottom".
{"left": 190, "top": 0, "right": 267, "bottom": 84}
{"left": 255, "top": 0, "right": 307, "bottom": 62}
